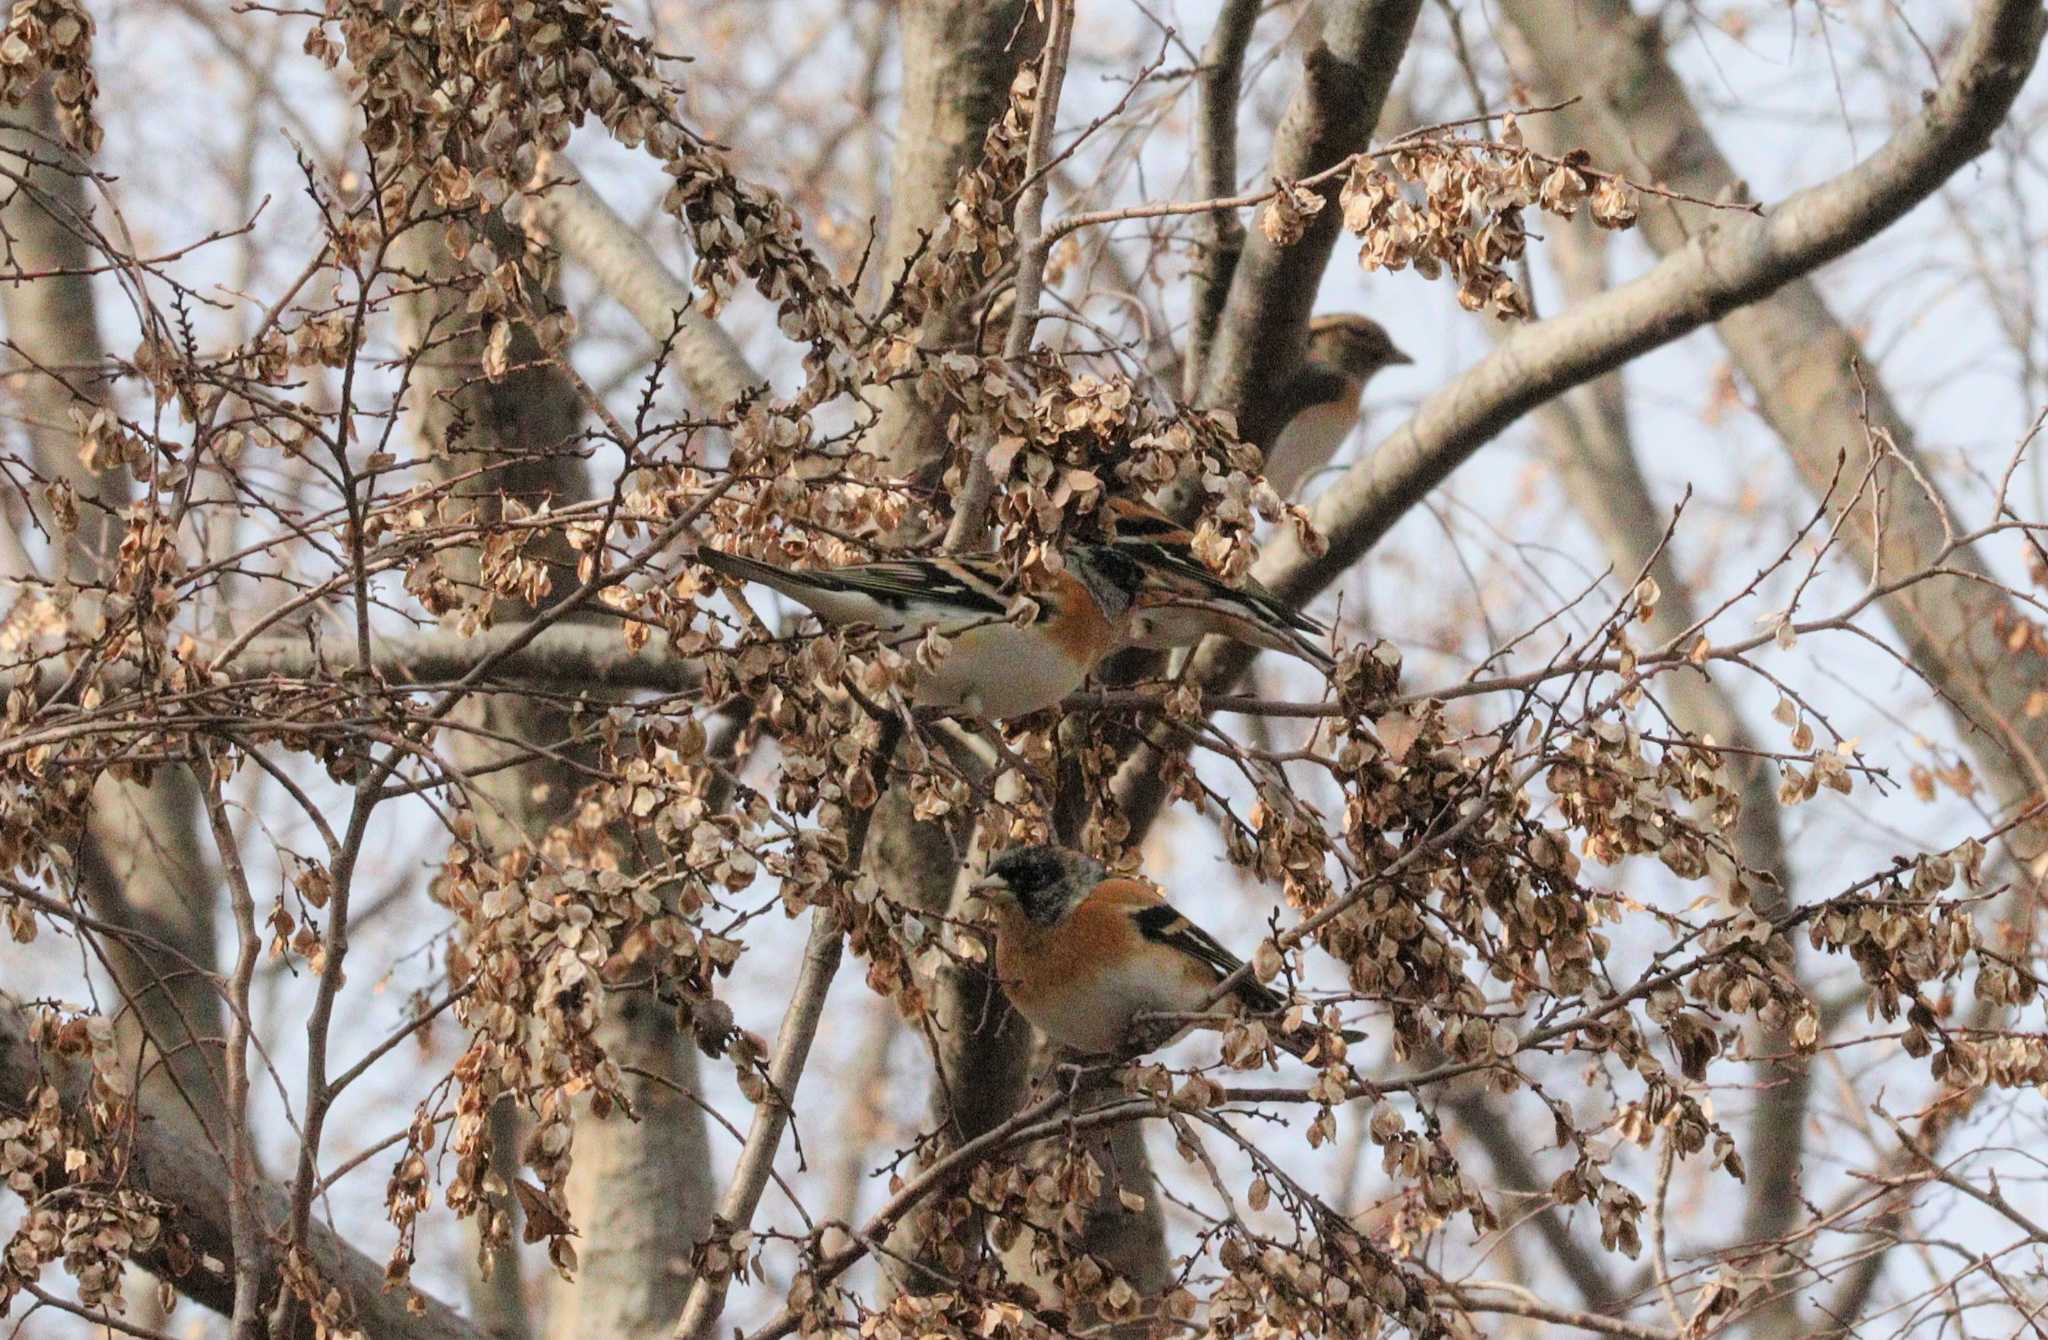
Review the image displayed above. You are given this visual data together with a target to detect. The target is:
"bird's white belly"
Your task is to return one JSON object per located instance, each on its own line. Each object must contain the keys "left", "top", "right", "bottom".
{"left": 1264, "top": 400, "right": 1357, "bottom": 499}
{"left": 882, "top": 617, "right": 1085, "bottom": 719}
{"left": 1020, "top": 957, "right": 1206, "bottom": 1054}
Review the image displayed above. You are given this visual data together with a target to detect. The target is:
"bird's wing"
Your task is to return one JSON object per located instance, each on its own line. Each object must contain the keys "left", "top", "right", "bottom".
{"left": 1130, "top": 901, "right": 1286, "bottom": 1015}
{"left": 815, "top": 558, "right": 1010, "bottom": 616}
{"left": 1102, "top": 498, "right": 1191, "bottom": 546}
{"left": 699, "top": 550, "right": 1011, "bottom": 618}
{"left": 1101, "top": 499, "right": 1332, "bottom": 642}
{"left": 1120, "top": 542, "right": 1330, "bottom": 640}
{"left": 1276, "top": 364, "right": 1353, "bottom": 419}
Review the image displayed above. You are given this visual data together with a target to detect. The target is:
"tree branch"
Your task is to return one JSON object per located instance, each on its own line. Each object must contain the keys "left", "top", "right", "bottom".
{"left": 945, "top": 0, "right": 1076, "bottom": 551}
{"left": 522, "top": 165, "right": 766, "bottom": 409}
{"left": 866, "top": 0, "right": 1042, "bottom": 484}
{"left": 1501, "top": 0, "right": 2048, "bottom": 862}
{"left": 1182, "top": 0, "right": 1263, "bottom": 401}
{"left": 0, "top": 998, "right": 489, "bottom": 1340}
{"left": 1195, "top": 0, "right": 1423, "bottom": 444}
{"left": 1272, "top": 0, "right": 2041, "bottom": 607}
{"left": 1113, "top": 0, "right": 2045, "bottom": 845}
{"left": 669, "top": 714, "right": 904, "bottom": 1340}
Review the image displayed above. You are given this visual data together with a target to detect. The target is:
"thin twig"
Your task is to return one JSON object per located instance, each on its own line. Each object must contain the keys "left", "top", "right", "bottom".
{"left": 200, "top": 749, "right": 268, "bottom": 1340}
{"left": 944, "top": 0, "right": 1076, "bottom": 553}
{"left": 669, "top": 712, "right": 905, "bottom": 1340}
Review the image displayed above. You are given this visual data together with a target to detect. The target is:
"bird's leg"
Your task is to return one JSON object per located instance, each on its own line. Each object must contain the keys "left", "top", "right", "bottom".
{"left": 1052, "top": 1056, "right": 1091, "bottom": 1103}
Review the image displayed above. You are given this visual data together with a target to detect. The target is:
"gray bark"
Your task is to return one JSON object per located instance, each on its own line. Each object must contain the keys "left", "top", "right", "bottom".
{"left": 866, "top": 0, "right": 1042, "bottom": 485}
{"left": 0, "top": 83, "right": 228, "bottom": 1151}
{"left": 0, "top": 997, "right": 489, "bottom": 1340}
{"left": 393, "top": 204, "right": 713, "bottom": 1340}
{"left": 522, "top": 172, "right": 765, "bottom": 410}
{"left": 1195, "top": 0, "right": 1423, "bottom": 447}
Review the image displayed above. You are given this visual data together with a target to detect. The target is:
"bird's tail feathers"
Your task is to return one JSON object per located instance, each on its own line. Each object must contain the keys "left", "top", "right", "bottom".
{"left": 1271, "top": 1020, "right": 1367, "bottom": 1062}
{"left": 1282, "top": 629, "right": 1338, "bottom": 673}
{"left": 1213, "top": 601, "right": 1339, "bottom": 671}
{"left": 1232, "top": 980, "right": 1362, "bottom": 1060}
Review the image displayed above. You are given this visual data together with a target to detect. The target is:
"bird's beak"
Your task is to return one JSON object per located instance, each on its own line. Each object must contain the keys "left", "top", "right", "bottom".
{"left": 965, "top": 873, "right": 1010, "bottom": 905}
{"left": 1387, "top": 345, "right": 1415, "bottom": 367}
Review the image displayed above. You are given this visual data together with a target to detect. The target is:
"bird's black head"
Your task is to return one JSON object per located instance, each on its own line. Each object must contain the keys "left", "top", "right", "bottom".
{"left": 977, "top": 843, "right": 1101, "bottom": 926}
{"left": 1070, "top": 543, "right": 1146, "bottom": 617}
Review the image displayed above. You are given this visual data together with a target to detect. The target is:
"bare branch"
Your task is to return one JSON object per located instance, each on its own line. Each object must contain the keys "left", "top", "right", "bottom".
{"left": 0, "top": 999, "right": 489, "bottom": 1340}
{"left": 1196, "top": 0, "right": 1424, "bottom": 444}
{"left": 523, "top": 165, "right": 767, "bottom": 409}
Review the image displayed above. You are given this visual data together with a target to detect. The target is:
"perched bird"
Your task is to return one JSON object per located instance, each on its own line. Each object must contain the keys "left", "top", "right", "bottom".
{"left": 1263, "top": 314, "right": 1410, "bottom": 500}
{"left": 969, "top": 843, "right": 1357, "bottom": 1060}
{"left": 696, "top": 544, "right": 1145, "bottom": 720}
{"left": 1099, "top": 496, "right": 1335, "bottom": 670}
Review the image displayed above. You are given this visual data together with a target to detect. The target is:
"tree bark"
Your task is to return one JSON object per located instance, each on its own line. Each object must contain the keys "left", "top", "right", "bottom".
{"left": 0, "top": 997, "right": 489, "bottom": 1340}
{"left": 865, "top": 0, "right": 1042, "bottom": 485}
{"left": 0, "top": 83, "right": 228, "bottom": 1152}
{"left": 522, "top": 171, "right": 765, "bottom": 410}
{"left": 394, "top": 203, "right": 713, "bottom": 1340}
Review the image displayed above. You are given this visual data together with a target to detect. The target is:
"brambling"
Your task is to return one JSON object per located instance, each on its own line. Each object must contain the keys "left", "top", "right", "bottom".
{"left": 1263, "top": 314, "right": 1410, "bottom": 500}
{"left": 696, "top": 544, "right": 1145, "bottom": 720}
{"left": 1099, "top": 496, "right": 1336, "bottom": 671}
{"left": 968, "top": 843, "right": 1359, "bottom": 1060}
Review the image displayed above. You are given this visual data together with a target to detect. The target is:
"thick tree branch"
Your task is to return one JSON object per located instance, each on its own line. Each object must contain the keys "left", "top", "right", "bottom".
{"left": 522, "top": 166, "right": 767, "bottom": 409}
{"left": 1273, "top": 0, "right": 2040, "bottom": 605}
{"left": 0, "top": 999, "right": 488, "bottom": 1340}
{"left": 1195, "top": 0, "right": 1423, "bottom": 444}
{"left": 945, "top": 0, "right": 1076, "bottom": 551}
{"left": 0, "top": 83, "right": 230, "bottom": 1151}
{"left": 1182, "top": 0, "right": 1263, "bottom": 401}
{"left": 867, "top": 0, "right": 1042, "bottom": 483}
{"left": 1502, "top": 0, "right": 2048, "bottom": 857}
{"left": 1113, "top": 0, "right": 2044, "bottom": 839}
{"left": 6, "top": 623, "right": 704, "bottom": 711}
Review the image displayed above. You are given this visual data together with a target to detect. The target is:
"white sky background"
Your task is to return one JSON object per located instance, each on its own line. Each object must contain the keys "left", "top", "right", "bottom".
{"left": 3, "top": 0, "right": 2045, "bottom": 1335}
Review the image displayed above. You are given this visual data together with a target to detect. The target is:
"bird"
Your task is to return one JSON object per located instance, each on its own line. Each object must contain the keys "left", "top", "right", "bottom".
{"left": 695, "top": 543, "right": 1146, "bottom": 719}
{"left": 1262, "top": 314, "right": 1410, "bottom": 501}
{"left": 968, "top": 842, "right": 1359, "bottom": 1060}
{"left": 1098, "top": 496, "right": 1335, "bottom": 671}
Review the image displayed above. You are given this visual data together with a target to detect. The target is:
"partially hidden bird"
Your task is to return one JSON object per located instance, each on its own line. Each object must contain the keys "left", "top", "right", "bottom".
{"left": 696, "top": 544, "right": 1146, "bottom": 720}
{"left": 1099, "top": 495, "right": 1335, "bottom": 670}
{"left": 1263, "top": 314, "right": 1410, "bottom": 501}
{"left": 969, "top": 842, "right": 1359, "bottom": 1061}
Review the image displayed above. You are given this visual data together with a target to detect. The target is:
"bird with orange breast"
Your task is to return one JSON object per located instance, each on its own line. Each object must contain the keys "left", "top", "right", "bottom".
{"left": 695, "top": 544, "right": 1147, "bottom": 721}
{"left": 969, "top": 842, "right": 1360, "bottom": 1061}
{"left": 1263, "top": 314, "right": 1410, "bottom": 500}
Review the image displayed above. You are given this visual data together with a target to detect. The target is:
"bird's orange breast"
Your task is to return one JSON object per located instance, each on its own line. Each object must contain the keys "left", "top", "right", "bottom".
{"left": 994, "top": 879, "right": 1165, "bottom": 1009}
{"left": 1038, "top": 569, "right": 1121, "bottom": 668}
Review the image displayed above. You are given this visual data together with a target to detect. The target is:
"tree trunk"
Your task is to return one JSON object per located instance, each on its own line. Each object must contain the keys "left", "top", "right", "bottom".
{"left": 393, "top": 207, "right": 714, "bottom": 1340}
{"left": 0, "top": 82, "right": 228, "bottom": 1152}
